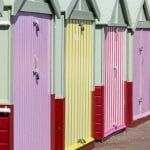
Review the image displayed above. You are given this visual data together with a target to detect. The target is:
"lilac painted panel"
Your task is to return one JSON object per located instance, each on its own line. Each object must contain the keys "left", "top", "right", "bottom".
{"left": 133, "top": 29, "right": 150, "bottom": 120}
{"left": 133, "top": 29, "right": 142, "bottom": 118}
{"left": 13, "top": 12, "right": 52, "bottom": 150}
{"left": 142, "top": 29, "right": 150, "bottom": 114}
{"left": 104, "top": 27, "right": 125, "bottom": 137}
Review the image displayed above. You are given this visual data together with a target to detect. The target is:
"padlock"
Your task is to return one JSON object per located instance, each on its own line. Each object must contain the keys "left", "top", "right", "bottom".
{"left": 35, "top": 24, "right": 39, "bottom": 31}
{"left": 36, "top": 73, "right": 40, "bottom": 80}
{"left": 33, "top": 21, "right": 40, "bottom": 31}
{"left": 33, "top": 70, "right": 36, "bottom": 76}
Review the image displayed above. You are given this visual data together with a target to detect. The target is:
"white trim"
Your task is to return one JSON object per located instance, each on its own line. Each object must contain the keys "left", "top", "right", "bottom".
{"left": 0, "top": 106, "right": 11, "bottom": 113}
{"left": 133, "top": 110, "right": 150, "bottom": 120}
{"left": 50, "top": 17, "right": 54, "bottom": 94}
{"left": 0, "top": 21, "right": 11, "bottom": 26}
{"left": 55, "top": 96, "right": 65, "bottom": 99}
{"left": 61, "top": 16, "right": 65, "bottom": 98}
{"left": 0, "top": 99, "right": 10, "bottom": 105}
{"left": 92, "top": 21, "right": 94, "bottom": 90}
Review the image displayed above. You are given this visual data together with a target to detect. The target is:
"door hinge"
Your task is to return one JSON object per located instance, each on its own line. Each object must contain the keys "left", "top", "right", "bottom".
{"left": 77, "top": 138, "right": 86, "bottom": 144}
{"left": 138, "top": 97, "right": 143, "bottom": 103}
{"left": 139, "top": 46, "right": 143, "bottom": 54}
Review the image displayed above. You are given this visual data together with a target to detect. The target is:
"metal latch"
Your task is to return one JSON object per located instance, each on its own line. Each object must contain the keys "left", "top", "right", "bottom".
{"left": 0, "top": 106, "right": 11, "bottom": 113}
{"left": 139, "top": 47, "right": 143, "bottom": 54}
{"left": 113, "top": 123, "right": 118, "bottom": 129}
{"left": 33, "top": 20, "right": 39, "bottom": 31}
{"left": 32, "top": 55, "right": 40, "bottom": 85}
{"left": 77, "top": 138, "right": 86, "bottom": 144}
{"left": 138, "top": 97, "right": 143, "bottom": 103}
{"left": 33, "top": 68, "right": 40, "bottom": 81}
{"left": 113, "top": 66, "right": 117, "bottom": 70}
{"left": 113, "top": 66, "right": 117, "bottom": 77}
{"left": 79, "top": 22, "right": 85, "bottom": 31}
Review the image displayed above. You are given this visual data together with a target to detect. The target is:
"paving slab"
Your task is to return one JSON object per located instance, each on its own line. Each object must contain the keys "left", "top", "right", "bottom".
{"left": 92, "top": 121, "right": 150, "bottom": 150}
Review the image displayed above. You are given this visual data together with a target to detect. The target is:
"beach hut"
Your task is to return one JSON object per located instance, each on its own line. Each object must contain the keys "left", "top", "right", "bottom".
{"left": 0, "top": 1, "right": 60, "bottom": 150}
{"left": 93, "top": 0, "right": 130, "bottom": 140}
{"left": 125, "top": 0, "right": 150, "bottom": 126}
{"left": 55, "top": 0, "right": 100, "bottom": 149}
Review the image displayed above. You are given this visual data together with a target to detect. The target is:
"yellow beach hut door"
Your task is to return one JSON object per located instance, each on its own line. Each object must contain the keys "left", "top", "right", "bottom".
{"left": 65, "top": 20, "right": 93, "bottom": 150}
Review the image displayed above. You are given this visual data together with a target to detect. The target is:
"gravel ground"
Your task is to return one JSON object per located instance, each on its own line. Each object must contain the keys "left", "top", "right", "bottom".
{"left": 92, "top": 121, "right": 150, "bottom": 150}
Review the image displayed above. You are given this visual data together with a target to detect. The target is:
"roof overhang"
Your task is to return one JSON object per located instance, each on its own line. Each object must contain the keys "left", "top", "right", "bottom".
{"left": 0, "top": 0, "right": 4, "bottom": 15}
{"left": 65, "top": 0, "right": 78, "bottom": 19}
{"left": 120, "top": 0, "right": 132, "bottom": 26}
{"left": 87, "top": 0, "right": 100, "bottom": 21}
{"left": 95, "top": 0, "right": 116, "bottom": 25}
{"left": 13, "top": 0, "right": 61, "bottom": 18}
{"left": 13, "top": 0, "right": 25, "bottom": 15}
{"left": 96, "top": 0, "right": 130, "bottom": 26}
{"left": 49, "top": 0, "right": 61, "bottom": 18}
{"left": 62, "top": 0, "right": 100, "bottom": 20}
{"left": 144, "top": 0, "right": 150, "bottom": 20}
{"left": 125, "top": 0, "right": 145, "bottom": 31}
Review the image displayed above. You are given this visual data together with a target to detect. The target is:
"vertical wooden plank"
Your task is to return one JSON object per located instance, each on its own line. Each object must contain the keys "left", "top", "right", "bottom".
{"left": 75, "top": 20, "right": 77, "bottom": 143}
{"left": 68, "top": 20, "right": 72, "bottom": 146}
{"left": 54, "top": 15, "right": 65, "bottom": 98}
{"left": 65, "top": 20, "right": 69, "bottom": 148}
{"left": 88, "top": 21, "right": 92, "bottom": 138}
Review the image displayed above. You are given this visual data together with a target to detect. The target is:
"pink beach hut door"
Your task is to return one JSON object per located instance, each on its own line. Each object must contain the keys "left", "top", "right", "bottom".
{"left": 104, "top": 27, "right": 126, "bottom": 137}
{"left": 13, "top": 12, "right": 52, "bottom": 150}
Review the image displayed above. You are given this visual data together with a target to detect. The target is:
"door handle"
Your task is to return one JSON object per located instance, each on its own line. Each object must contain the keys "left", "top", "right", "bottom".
{"left": 138, "top": 97, "right": 143, "bottom": 103}
{"left": 77, "top": 138, "right": 86, "bottom": 144}
{"left": 113, "top": 66, "right": 117, "bottom": 77}
{"left": 139, "top": 47, "right": 143, "bottom": 54}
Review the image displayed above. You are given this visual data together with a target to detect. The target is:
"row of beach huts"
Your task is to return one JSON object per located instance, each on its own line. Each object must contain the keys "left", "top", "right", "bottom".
{"left": 0, "top": 0, "right": 150, "bottom": 150}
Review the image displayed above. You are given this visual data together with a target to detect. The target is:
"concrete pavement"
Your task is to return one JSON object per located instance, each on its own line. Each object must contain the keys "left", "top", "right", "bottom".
{"left": 92, "top": 121, "right": 150, "bottom": 150}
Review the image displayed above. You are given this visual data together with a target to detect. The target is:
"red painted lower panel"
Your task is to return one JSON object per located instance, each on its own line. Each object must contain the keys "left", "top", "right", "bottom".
{"left": 125, "top": 82, "right": 133, "bottom": 126}
{"left": 0, "top": 105, "right": 13, "bottom": 150}
{"left": 51, "top": 94, "right": 55, "bottom": 150}
{"left": 0, "top": 143, "right": 9, "bottom": 150}
{"left": 131, "top": 115, "right": 150, "bottom": 127}
{"left": 55, "top": 99, "right": 65, "bottom": 150}
{"left": 0, "top": 131, "right": 9, "bottom": 142}
{"left": 0, "top": 119, "right": 9, "bottom": 129}
{"left": 92, "top": 91, "right": 95, "bottom": 138}
{"left": 124, "top": 82, "right": 150, "bottom": 127}
{"left": 93, "top": 86, "right": 104, "bottom": 141}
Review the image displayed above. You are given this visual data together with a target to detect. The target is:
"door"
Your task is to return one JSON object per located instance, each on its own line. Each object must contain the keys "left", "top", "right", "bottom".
{"left": 65, "top": 20, "right": 93, "bottom": 149}
{"left": 133, "top": 29, "right": 150, "bottom": 120}
{"left": 133, "top": 29, "right": 142, "bottom": 118}
{"left": 104, "top": 26, "right": 126, "bottom": 137}
{"left": 142, "top": 30, "right": 150, "bottom": 114}
{"left": 13, "top": 12, "right": 52, "bottom": 150}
